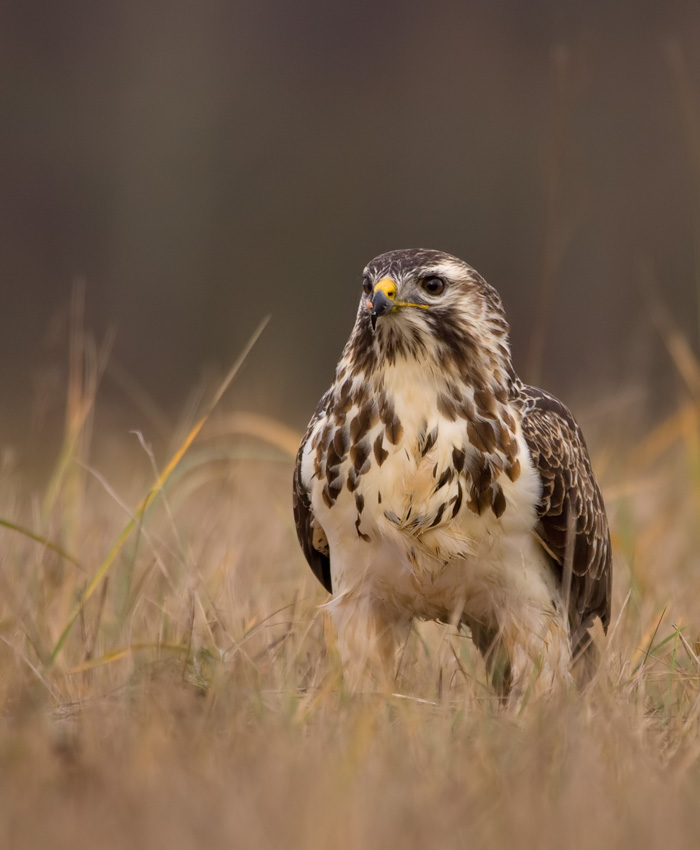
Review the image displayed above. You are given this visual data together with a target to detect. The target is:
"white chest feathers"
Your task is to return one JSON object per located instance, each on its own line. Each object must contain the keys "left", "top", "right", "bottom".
{"left": 301, "top": 361, "right": 544, "bottom": 618}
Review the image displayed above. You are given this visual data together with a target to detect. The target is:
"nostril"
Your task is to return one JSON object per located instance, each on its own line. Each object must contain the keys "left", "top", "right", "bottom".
{"left": 374, "top": 279, "right": 397, "bottom": 301}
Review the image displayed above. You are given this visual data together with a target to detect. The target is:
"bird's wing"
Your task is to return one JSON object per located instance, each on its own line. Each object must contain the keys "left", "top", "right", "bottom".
{"left": 292, "top": 396, "right": 332, "bottom": 593}
{"left": 518, "top": 386, "right": 612, "bottom": 639}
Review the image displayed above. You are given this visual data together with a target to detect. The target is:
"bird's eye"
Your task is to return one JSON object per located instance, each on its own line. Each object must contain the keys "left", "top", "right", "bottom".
{"left": 362, "top": 277, "right": 373, "bottom": 296}
{"left": 420, "top": 276, "right": 446, "bottom": 296}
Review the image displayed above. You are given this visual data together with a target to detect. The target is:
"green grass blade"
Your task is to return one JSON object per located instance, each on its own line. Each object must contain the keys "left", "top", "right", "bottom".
{"left": 45, "top": 316, "right": 271, "bottom": 670}
{"left": 0, "top": 518, "right": 81, "bottom": 568}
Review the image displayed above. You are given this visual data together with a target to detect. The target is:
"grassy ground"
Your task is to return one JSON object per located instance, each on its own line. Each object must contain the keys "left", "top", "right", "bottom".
{"left": 2, "top": 334, "right": 700, "bottom": 849}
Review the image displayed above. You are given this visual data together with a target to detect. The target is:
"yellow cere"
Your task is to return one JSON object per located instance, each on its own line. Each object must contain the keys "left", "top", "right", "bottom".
{"left": 373, "top": 278, "right": 398, "bottom": 299}
{"left": 373, "top": 278, "right": 430, "bottom": 311}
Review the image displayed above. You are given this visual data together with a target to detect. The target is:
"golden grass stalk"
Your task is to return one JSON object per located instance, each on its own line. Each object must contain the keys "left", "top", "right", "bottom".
{"left": 45, "top": 315, "right": 271, "bottom": 670}
{"left": 42, "top": 282, "right": 115, "bottom": 525}
{"left": 64, "top": 642, "right": 188, "bottom": 675}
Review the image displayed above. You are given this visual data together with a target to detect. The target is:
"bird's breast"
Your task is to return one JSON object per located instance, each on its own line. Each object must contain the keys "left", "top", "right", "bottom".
{"left": 304, "top": 369, "right": 539, "bottom": 561}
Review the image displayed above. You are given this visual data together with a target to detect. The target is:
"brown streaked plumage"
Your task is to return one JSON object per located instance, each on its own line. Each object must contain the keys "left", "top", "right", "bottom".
{"left": 519, "top": 386, "right": 612, "bottom": 651}
{"left": 292, "top": 249, "right": 612, "bottom": 702}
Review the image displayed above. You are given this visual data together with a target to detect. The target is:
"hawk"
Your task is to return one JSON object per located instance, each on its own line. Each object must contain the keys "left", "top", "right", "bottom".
{"left": 293, "top": 249, "right": 611, "bottom": 701}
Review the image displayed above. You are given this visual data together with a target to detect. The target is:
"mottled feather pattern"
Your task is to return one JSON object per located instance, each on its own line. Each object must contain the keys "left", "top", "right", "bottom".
{"left": 517, "top": 385, "right": 612, "bottom": 639}
{"left": 292, "top": 391, "right": 332, "bottom": 592}
{"left": 293, "top": 249, "right": 612, "bottom": 699}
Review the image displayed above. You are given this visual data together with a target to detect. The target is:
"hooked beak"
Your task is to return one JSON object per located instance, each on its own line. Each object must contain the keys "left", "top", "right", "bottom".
{"left": 367, "top": 278, "right": 398, "bottom": 331}
{"left": 366, "top": 277, "right": 430, "bottom": 331}
{"left": 369, "top": 292, "right": 395, "bottom": 330}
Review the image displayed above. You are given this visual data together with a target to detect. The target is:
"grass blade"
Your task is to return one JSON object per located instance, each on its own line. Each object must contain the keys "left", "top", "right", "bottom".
{"left": 45, "top": 315, "right": 271, "bottom": 670}
{"left": 63, "top": 642, "right": 188, "bottom": 674}
{"left": 0, "top": 518, "right": 81, "bottom": 568}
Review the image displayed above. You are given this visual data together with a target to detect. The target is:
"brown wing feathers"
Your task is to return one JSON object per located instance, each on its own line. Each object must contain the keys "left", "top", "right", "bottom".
{"left": 518, "top": 387, "right": 612, "bottom": 638}
{"left": 293, "top": 398, "right": 333, "bottom": 593}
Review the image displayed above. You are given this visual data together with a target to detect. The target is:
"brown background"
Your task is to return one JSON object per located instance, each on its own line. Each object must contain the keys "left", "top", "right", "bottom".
{"left": 2, "top": 1, "right": 700, "bottom": 461}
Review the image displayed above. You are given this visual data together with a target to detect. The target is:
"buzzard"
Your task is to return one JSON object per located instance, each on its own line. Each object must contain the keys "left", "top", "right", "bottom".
{"left": 293, "top": 249, "right": 611, "bottom": 701}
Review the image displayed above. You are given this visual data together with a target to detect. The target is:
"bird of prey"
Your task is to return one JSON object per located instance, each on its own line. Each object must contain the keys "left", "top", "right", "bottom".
{"left": 293, "top": 249, "right": 611, "bottom": 701}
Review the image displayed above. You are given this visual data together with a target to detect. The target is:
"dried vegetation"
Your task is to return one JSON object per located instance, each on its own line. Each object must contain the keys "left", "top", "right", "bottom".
{"left": 2, "top": 308, "right": 700, "bottom": 850}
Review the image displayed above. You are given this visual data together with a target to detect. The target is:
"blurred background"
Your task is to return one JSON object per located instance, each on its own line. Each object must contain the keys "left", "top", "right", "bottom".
{"left": 2, "top": 0, "right": 700, "bottom": 470}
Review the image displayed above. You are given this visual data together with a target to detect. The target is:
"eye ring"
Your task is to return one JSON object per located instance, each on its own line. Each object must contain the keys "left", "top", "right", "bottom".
{"left": 362, "top": 277, "right": 372, "bottom": 296}
{"left": 420, "top": 276, "right": 446, "bottom": 296}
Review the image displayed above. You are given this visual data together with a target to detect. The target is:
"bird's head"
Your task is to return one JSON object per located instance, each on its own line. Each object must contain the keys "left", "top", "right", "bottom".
{"left": 347, "top": 249, "right": 513, "bottom": 382}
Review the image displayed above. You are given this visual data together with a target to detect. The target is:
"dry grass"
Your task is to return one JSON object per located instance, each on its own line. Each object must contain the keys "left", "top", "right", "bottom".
{"left": 3, "top": 321, "right": 700, "bottom": 850}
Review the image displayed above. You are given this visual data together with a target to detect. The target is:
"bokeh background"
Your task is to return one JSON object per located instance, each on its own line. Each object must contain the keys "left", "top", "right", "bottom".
{"left": 3, "top": 0, "right": 700, "bottom": 468}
